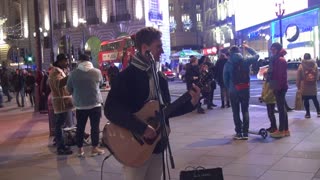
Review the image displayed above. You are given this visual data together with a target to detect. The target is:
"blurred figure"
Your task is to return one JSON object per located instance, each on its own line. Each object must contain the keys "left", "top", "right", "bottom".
{"left": 12, "top": 69, "right": 25, "bottom": 107}
{"left": 0, "top": 84, "right": 3, "bottom": 108}
{"left": 296, "top": 53, "right": 320, "bottom": 118}
{"left": 107, "top": 62, "right": 119, "bottom": 87}
{"left": 25, "top": 71, "right": 36, "bottom": 107}
{"left": 40, "top": 69, "right": 51, "bottom": 113}
{"left": 203, "top": 56, "right": 217, "bottom": 108}
{"left": 215, "top": 53, "right": 230, "bottom": 108}
{"left": 0, "top": 67, "right": 12, "bottom": 102}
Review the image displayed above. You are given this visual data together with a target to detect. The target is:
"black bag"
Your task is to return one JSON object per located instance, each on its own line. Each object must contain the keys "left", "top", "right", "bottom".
{"left": 233, "top": 61, "right": 250, "bottom": 91}
{"left": 180, "top": 166, "right": 224, "bottom": 180}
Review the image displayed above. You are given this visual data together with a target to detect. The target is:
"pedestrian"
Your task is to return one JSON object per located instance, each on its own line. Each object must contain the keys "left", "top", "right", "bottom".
{"left": 0, "top": 67, "right": 13, "bottom": 102}
{"left": 215, "top": 53, "right": 230, "bottom": 108}
{"left": 0, "top": 84, "right": 3, "bottom": 108}
{"left": 104, "top": 27, "right": 200, "bottom": 180}
{"left": 185, "top": 56, "right": 203, "bottom": 113}
{"left": 67, "top": 54, "right": 105, "bottom": 157}
{"left": 260, "top": 72, "right": 277, "bottom": 133}
{"left": 48, "top": 54, "right": 74, "bottom": 155}
{"left": 40, "top": 69, "right": 51, "bottom": 113}
{"left": 25, "top": 71, "right": 36, "bottom": 107}
{"left": 267, "top": 42, "right": 290, "bottom": 138}
{"left": 12, "top": 69, "right": 25, "bottom": 107}
{"left": 296, "top": 53, "right": 320, "bottom": 118}
{"left": 223, "top": 44, "right": 259, "bottom": 140}
{"left": 107, "top": 62, "right": 119, "bottom": 87}
{"left": 203, "top": 56, "right": 217, "bottom": 108}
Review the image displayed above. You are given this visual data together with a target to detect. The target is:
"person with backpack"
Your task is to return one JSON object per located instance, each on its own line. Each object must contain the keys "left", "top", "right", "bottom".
{"left": 296, "top": 53, "right": 320, "bottom": 118}
{"left": 223, "top": 44, "right": 259, "bottom": 140}
{"left": 267, "top": 42, "right": 290, "bottom": 138}
{"left": 260, "top": 72, "right": 277, "bottom": 133}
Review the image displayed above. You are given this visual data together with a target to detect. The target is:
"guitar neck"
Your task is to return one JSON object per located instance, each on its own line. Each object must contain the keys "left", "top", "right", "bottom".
{"left": 164, "top": 92, "right": 192, "bottom": 117}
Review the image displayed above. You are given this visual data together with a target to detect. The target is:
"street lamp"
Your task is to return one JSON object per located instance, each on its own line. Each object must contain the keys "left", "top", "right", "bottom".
{"left": 275, "top": 0, "right": 285, "bottom": 45}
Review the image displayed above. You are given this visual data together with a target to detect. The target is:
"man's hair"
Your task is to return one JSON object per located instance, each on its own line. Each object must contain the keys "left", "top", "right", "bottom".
{"left": 190, "top": 56, "right": 197, "bottom": 63}
{"left": 304, "top": 53, "right": 311, "bottom": 60}
{"left": 271, "top": 42, "right": 282, "bottom": 51}
{"left": 54, "top": 53, "right": 67, "bottom": 67}
{"left": 79, "top": 54, "right": 90, "bottom": 61}
{"left": 229, "top": 46, "right": 240, "bottom": 54}
{"left": 135, "top": 27, "right": 162, "bottom": 51}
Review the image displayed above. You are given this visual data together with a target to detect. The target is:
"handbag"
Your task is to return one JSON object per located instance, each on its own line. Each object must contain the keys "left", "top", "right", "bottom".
{"left": 295, "top": 90, "right": 303, "bottom": 110}
{"left": 180, "top": 166, "right": 224, "bottom": 180}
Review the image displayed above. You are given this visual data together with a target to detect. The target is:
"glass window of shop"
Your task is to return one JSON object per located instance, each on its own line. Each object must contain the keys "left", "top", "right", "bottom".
{"left": 271, "top": 9, "right": 319, "bottom": 60}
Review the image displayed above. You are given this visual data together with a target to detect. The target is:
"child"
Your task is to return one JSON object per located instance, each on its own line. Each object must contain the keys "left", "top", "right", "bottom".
{"left": 260, "top": 73, "right": 277, "bottom": 133}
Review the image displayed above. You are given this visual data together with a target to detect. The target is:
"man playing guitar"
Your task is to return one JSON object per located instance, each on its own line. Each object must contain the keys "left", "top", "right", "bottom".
{"left": 104, "top": 27, "right": 201, "bottom": 180}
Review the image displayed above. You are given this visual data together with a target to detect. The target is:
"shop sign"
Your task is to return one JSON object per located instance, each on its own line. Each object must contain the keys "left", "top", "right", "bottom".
{"left": 202, "top": 47, "right": 218, "bottom": 55}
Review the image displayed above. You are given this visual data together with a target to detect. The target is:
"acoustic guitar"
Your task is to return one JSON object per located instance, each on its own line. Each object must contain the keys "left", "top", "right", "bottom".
{"left": 102, "top": 72, "right": 211, "bottom": 167}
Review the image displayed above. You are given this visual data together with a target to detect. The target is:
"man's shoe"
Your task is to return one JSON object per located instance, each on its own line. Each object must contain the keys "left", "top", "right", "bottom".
{"left": 266, "top": 127, "right": 277, "bottom": 133}
{"left": 317, "top": 112, "right": 320, "bottom": 117}
{"left": 78, "top": 148, "right": 85, "bottom": 157}
{"left": 197, "top": 108, "right": 205, "bottom": 114}
{"left": 0, "top": 104, "right": 3, "bottom": 108}
{"left": 212, "top": 104, "right": 217, "bottom": 107}
{"left": 242, "top": 133, "right": 249, "bottom": 140}
{"left": 270, "top": 130, "right": 285, "bottom": 138}
{"left": 305, "top": 114, "right": 311, "bottom": 119}
{"left": 221, "top": 105, "right": 225, "bottom": 108}
{"left": 233, "top": 133, "right": 243, "bottom": 140}
{"left": 91, "top": 147, "right": 105, "bottom": 157}
{"left": 207, "top": 105, "right": 213, "bottom": 110}
{"left": 287, "top": 107, "right": 294, "bottom": 112}
{"left": 284, "top": 130, "right": 290, "bottom": 137}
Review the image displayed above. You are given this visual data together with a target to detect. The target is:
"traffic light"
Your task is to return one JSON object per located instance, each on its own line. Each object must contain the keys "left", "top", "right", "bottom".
{"left": 25, "top": 54, "right": 33, "bottom": 64}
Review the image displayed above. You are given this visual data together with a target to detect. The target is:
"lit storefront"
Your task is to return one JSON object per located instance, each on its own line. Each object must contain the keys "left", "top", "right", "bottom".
{"left": 271, "top": 8, "right": 320, "bottom": 60}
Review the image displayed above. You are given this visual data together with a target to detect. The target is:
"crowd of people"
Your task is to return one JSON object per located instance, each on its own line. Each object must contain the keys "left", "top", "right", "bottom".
{"left": 1, "top": 26, "right": 320, "bottom": 180}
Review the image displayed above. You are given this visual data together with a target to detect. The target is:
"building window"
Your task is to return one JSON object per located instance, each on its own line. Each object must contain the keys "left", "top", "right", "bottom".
{"left": 181, "top": 14, "right": 192, "bottom": 32}
{"left": 58, "top": 0, "right": 66, "bottom": 24}
{"left": 196, "top": 3, "right": 201, "bottom": 10}
{"left": 86, "top": 0, "right": 97, "bottom": 23}
{"left": 196, "top": 13, "right": 201, "bottom": 22}
{"left": 169, "top": 3, "right": 174, "bottom": 11}
{"left": 169, "top": 16, "right": 176, "bottom": 33}
{"left": 115, "top": 0, "right": 128, "bottom": 16}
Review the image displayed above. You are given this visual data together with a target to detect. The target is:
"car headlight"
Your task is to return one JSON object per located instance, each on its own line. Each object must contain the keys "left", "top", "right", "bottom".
{"left": 172, "top": 72, "right": 176, "bottom": 76}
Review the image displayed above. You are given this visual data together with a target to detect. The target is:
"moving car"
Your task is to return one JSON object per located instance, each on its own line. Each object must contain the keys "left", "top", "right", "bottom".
{"left": 162, "top": 67, "right": 176, "bottom": 81}
{"left": 257, "top": 62, "right": 320, "bottom": 81}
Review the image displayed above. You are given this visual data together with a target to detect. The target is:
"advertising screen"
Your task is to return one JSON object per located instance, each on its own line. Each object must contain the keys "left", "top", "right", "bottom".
{"left": 235, "top": 0, "right": 308, "bottom": 31}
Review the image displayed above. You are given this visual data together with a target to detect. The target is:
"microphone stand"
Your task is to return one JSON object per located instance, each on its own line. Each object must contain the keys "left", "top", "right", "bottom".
{"left": 147, "top": 51, "right": 175, "bottom": 180}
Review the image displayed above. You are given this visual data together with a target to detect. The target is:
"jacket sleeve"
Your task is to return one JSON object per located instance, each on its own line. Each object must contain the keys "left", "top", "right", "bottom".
{"left": 245, "top": 47, "right": 260, "bottom": 65}
{"left": 66, "top": 73, "right": 73, "bottom": 94}
{"left": 104, "top": 75, "right": 148, "bottom": 135}
{"left": 279, "top": 59, "right": 288, "bottom": 90}
{"left": 223, "top": 63, "right": 230, "bottom": 89}
{"left": 296, "top": 65, "right": 302, "bottom": 90}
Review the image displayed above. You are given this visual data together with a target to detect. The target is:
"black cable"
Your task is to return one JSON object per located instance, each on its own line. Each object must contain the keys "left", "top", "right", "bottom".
{"left": 100, "top": 153, "right": 112, "bottom": 180}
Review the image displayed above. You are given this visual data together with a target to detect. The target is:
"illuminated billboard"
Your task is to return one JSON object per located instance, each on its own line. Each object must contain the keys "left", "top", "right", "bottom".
{"left": 235, "top": 0, "right": 308, "bottom": 31}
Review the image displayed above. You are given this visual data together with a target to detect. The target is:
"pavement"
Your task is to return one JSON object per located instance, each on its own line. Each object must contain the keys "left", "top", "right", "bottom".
{"left": 2, "top": 94, "right": 320, "bottom": 180}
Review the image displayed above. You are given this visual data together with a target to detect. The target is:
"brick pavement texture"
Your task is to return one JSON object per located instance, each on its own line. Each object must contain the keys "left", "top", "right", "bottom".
{"left": 1, "top": 101, "right": 320, "bottom": 180}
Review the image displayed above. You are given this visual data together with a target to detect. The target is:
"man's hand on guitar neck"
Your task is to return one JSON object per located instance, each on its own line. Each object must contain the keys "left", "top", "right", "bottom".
{"left": 143, "top": 125, "right": 157, "bottom": 140}
{"left": 189, "top": 83, "right": 201, "bottom": 106}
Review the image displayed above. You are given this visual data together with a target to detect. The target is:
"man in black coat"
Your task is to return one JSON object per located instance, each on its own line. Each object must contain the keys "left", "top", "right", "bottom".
{"left": 215, "top": 53, "right": 230, "bottom": 108}
{"left": 104, "top": 27, "right": 200, "bottom": 180}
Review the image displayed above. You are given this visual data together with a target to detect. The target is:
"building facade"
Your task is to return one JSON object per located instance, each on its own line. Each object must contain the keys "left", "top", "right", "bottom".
{"left": 0, "top": 0, "right": 170, "bottom": 69}
{"left": 202, "top": 0, "right": 235, "bottom": 56}
{"left": 168, "top": 0, "right": 204, "bottom": 51}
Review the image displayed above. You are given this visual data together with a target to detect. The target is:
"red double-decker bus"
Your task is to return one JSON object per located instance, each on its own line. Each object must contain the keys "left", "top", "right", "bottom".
{"left": 98, "top": 36, "right": 135, "bottom": 82}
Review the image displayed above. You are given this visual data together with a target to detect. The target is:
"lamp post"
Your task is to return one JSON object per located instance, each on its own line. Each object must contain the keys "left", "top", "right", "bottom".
{"left": 78, "top": 18, "right": 86, "bottom": 54}
{"left": 275, "top": 0, "right": 285, "bottom": 45}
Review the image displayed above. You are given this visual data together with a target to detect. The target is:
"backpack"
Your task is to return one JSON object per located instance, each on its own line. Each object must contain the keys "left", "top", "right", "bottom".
{"left": 233, "top": 61, "right": 250, "bottom": 90}
{"left": 303, "top": 67, "right": 317, "bottom": 83}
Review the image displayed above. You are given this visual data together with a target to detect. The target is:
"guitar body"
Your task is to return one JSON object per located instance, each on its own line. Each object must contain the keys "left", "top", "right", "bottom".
{"left": 102, "top": 100, "right": 170, "bottom": 167}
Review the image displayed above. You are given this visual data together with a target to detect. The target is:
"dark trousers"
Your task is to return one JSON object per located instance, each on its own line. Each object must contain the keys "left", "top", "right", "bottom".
{"left": 266, "top": 103, "right": 277, "bottom": 129}
{"left": 274, "top": 90, "right": 288, "bottom": 131}
{"left": 2, "top": 86, "right": 12, "bottom": 100}
{"left": 220, "top": 86, "right": 230, "bottom": 106}
{"left": 55, "top": 112, "right": 68, "bottom": 150}
{"left": 76, "top": 106, "right": 101, "bottom": 148}
{"left": 26, "top": 90, "right": 35, "bottom": 106}
{"left": 302, "top": 95, "right": 320, "bottom": 114}
{"left": 15, "top": 89, "right": 25, "bottom": 107}
{"left": 230, "top": 91, "right": 250, "bottom": 134}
